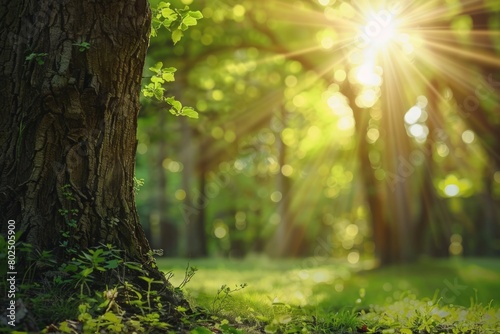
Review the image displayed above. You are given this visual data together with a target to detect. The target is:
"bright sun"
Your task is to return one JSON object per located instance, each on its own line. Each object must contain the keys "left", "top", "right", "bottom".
{"left": 359, "top": 10, "right": 400, "bottom": 54}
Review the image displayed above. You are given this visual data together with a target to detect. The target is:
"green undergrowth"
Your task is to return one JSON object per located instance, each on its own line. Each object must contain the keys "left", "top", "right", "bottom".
{"left": 2, "top": 248, "right": 499, "bottom": 333}
{"left": 157, "top": 256, "right": 500, "bottom": 333}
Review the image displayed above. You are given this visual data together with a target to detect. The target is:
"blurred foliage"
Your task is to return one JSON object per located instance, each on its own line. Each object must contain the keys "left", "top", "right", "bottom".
{"left": 135, "top": 0, "right": 500, "bottom": 261}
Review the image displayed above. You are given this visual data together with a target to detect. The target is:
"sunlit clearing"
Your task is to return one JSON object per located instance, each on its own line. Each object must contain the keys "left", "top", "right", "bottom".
{"left": 312, "top": 270, "right": 330, "bottom": 283}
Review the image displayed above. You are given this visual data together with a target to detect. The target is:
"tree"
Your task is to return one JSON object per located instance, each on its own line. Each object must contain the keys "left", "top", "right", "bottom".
{"left": 0, "top": 0, "right": 187, "bottom": 327}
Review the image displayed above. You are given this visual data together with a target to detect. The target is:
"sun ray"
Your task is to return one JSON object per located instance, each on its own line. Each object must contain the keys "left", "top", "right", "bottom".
{"left": 422, "top": 40, "right": 500, "bottom": 66}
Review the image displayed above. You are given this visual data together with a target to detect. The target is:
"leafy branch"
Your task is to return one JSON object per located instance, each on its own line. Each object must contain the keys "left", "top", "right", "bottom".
{"left": 142, "top": 61, "right": 199, "bottom": 119}
{"left": 143, "top": 2, "right": 202, "bottom": 119}
{"left": 151, "top": 2, "right": 203, "bottom": 45}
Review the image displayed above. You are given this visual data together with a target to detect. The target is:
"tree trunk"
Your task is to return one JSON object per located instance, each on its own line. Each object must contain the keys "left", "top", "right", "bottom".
{"left": 0, "top": 0, "right": 185, "bottom": 314}
{"left": 180, "top": 117, "right": 207, "bottom": 257}
{"left": 414, "top": 79, "right": 451, "bottom": 257}
{"left": 351, "top": 98, "right": 393, "bottom": 265}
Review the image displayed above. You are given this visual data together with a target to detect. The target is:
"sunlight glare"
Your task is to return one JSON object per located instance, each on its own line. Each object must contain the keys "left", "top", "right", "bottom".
{"left": 327, "top": 92, "right": 351, "bottom": 115}
{"left": 461, "top": 130, "right": 475, "bottom": 144}
{"left": 359, "top": 10, "right": 397, "bottom": 51}
{"left": 436, "top": 143, "right": 450, "bottom": 157}
{"left": 366, "top": 128, "right": 380, "bottom": 143}
{"left": 404, "top": 106, "right": 423, "bottom": 124}
{"left": 444, "top": 184, "right": 460, "bottom": 197}
{"left": 345, "top": 224, "right": 359, "bottom": 238}
{"left": 337, "top": 116, "right": 355, "bottom": 131}
{"left": 347, "top": 251, "right": 360, "bottom": 264}
{"left": 214, "top": 220, "right": 228, "bottom": 238}
{"left": 355, "top": 88, "right": 378, "bottom": 108}
{"left": 408, "top": 123, "right": 428, "bottom": 140}
{"left": 354, "top": 63, "right": 382, "bottom": 86}
{"left": 312, "top": 271, "right": 330, "bottom": 283}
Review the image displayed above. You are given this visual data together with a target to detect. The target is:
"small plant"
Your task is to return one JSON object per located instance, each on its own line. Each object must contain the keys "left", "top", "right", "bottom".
{"left": 58, "top": 185, "right": 79, "bottom": 255}
{"left": 73, "top": 41, "right": 90, "bottom": 52}
{"left": 177, "top": 263, "right": 198, "bottom": 290}
{"left": 20, "top": 243, "right": 56, "bottom": 284}
{"left": 138, "top": 275, "right": 163, "bottom": 310}
{"left": 133, "top": 176, "right": 145, "bottom": 194}
{"left": 211, "top": 283, "right": 248, "bottom": 314}
{"left": 62, "top": 245, "right": 124, "bottom": 297}
{"left": 25, "top": 52, "right": 48, "bottom": 65}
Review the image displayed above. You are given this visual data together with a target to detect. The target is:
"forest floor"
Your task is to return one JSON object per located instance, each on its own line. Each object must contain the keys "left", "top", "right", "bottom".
{"left": 159, "top": 256, "right": 500, "bottom": 333}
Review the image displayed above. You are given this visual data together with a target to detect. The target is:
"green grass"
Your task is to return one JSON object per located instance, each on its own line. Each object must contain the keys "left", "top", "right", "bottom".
{"left": 158, "top": 256, "right": 500, "bottom": 333}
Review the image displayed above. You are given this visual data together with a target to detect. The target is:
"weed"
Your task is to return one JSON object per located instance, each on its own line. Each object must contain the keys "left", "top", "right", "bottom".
{"left": 211, "top": 283, "right": 248, "bottom": 314}
{"left": 25, "top": 52, "right": 48, "bottom": 65}
{"left": 72, "top": 41, "right": 90, "bottom": 52}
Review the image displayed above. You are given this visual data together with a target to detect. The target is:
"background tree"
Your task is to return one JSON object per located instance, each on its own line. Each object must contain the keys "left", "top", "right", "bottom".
{"left": 136, "top": 0, "right": 499, "bottom": 264}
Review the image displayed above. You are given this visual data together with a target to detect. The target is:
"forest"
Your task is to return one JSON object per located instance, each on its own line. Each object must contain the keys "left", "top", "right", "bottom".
{"left": 1, "top": 0, "right": 500, "bottom": 333}
{"left": 137, "top": 0, "right": 500, "bottom": 263}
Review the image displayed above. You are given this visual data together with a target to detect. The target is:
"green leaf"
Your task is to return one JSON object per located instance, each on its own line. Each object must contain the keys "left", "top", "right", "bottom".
{"left": 162, "top": 72, "right": 175, "bottom": 82}
{"left": 161, "top": 8, "right": 175, "bottom": 19}
{"left": 139, "top": 276, "right": 154, "bottom": 283}
{"left": 102, "top": 311, "right": 120, "bottom": 323}
{"left": 149, "top": 62, "right": 163, "bottom": 73}
{"left": 278, "top": 314, "right": 292, "bottom": 324}
{"left": 157, "top": 1, "right": 170, "bottom": 9}
{"left": 255, "top": 315, "right": 269, "bottom": 321}
{"left": 181, "top": 107, "right": 199, "bottom": 119}
{"left": 105, "top": 259, "right": 120, "bottom": 269}
{"left": 80, "top": 267, "right": 93, "bottom": 277}
{"left": 58, "top": 321, "right": 74, "bottom": 334}
{"left": 182, "top": 16, "right": 198, "bottom": 28}
{"left": 172, "top": 29, "right": 183, "bottom": 44}
{"left": 264, "top": 324, "right": 278, "bottom": 334}
{"left": 151, "top": 76, "right": 164, "bottom": 84}
{"left": 166, "top": 97, "right": 182, "bottom": 111}
{"left": 124, "top": 262, "right": 143, "bottom": 271}
{"left": 400, "top": 329, "right": 413, "bottom": 334}
{"left": 190, "top": 327, "right": 212, "bottom": 334}
{"left": 188, "top": 11, "right": 203, "bottom": 19}
{"left": 176, "top": 305, "right": 188, "bottom": 312}
{"left": 153, "top": 87, "right": 164, "bottom": 100}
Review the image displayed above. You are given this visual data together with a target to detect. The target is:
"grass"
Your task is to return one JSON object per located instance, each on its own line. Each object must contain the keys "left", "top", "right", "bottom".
{"left": 158, "top": 256, "right": 500, "bottom": 333}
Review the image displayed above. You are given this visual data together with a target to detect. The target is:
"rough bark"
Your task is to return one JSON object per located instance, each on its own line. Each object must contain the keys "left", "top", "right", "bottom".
{"left": 0, "top": 1, "right": 189, "bottom": 316}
